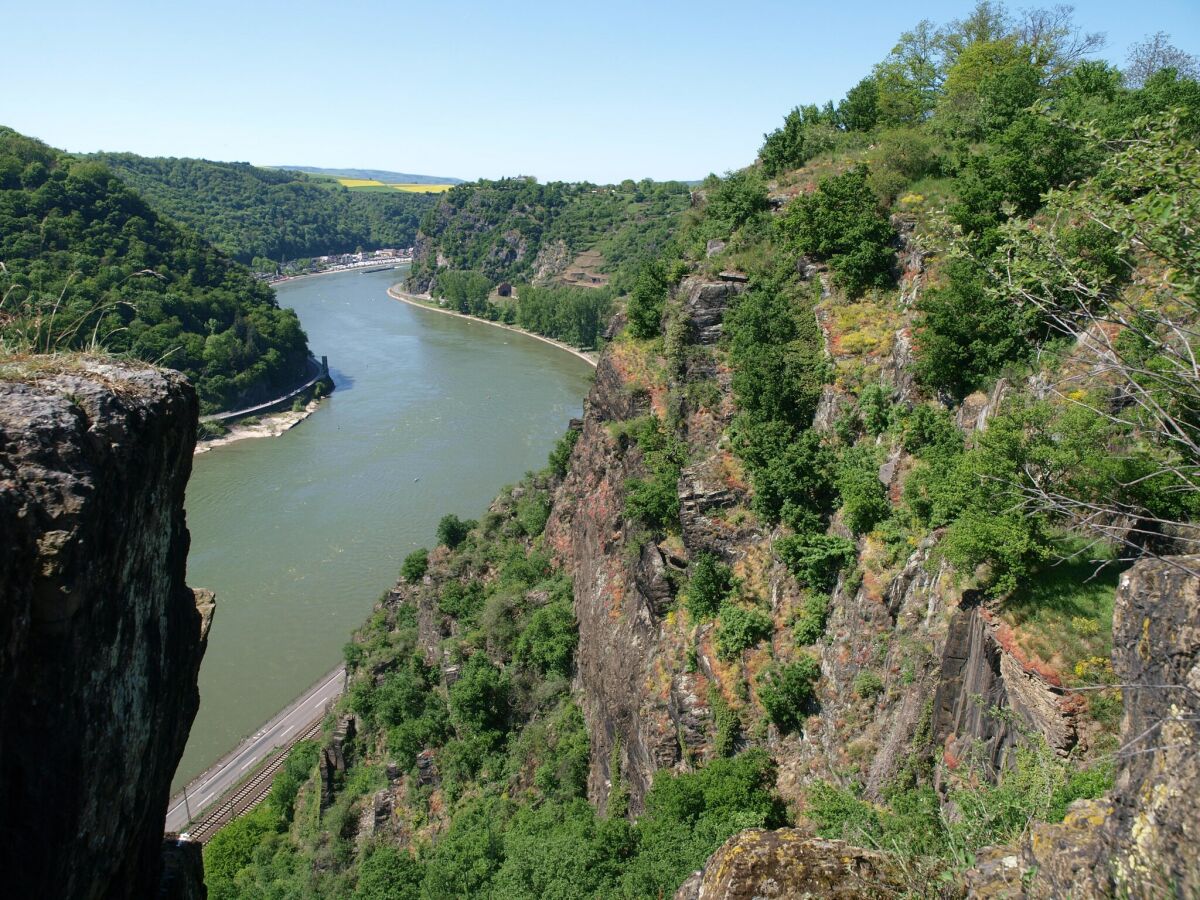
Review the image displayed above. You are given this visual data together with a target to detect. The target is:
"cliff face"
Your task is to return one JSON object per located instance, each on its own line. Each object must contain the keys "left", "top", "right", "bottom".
{"left": 0, "top": 358, "right": 213, "bottom": 900}
{"left": 969, "top": 555, "right": 1200, "bottom": 898}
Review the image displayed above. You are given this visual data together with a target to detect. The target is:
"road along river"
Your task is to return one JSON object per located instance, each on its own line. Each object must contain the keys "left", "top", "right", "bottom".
{"left": 175, "top": 267, "right": 593, "bottom": 792}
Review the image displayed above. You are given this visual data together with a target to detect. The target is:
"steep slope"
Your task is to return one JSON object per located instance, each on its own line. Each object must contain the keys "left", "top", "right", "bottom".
{"left": 0, "top": 357, "right": 213, "bottom": 899}
{"left": 406, "top": 176, "right": 689, "bottom": 293}
{"left": 199, "top": 9, "right": 1200, "bottom": 898}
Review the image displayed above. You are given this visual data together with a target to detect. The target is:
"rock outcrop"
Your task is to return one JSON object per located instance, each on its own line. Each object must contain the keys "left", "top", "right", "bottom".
{"left": 969, "top": 555, "right": 1200, "bottom": 897}
{"left": 0, "top": 358, "right": 212, "bottom": 900}
{"left": 674, "top": 830, "right": 910, "bottom": 899}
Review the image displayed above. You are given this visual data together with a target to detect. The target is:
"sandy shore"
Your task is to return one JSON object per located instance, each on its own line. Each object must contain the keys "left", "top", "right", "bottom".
{"left": 195, "top": 399, "right": 321, "bottom": 455}
{"left": 386, "top": 286, "right": 599, "bottom": 368}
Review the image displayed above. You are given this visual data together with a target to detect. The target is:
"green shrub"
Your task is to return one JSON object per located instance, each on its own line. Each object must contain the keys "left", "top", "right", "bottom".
{"left": 686, "top": 552, "right": 735, "bottom": 620}
{"left": 837, "top": 446, "right": 890, "bottom": 535}
{"left": 791, "top": 592, "right": 830, "bottom": 645}
{"left": 702, "top": 168, "right": 770, "bottom": 235}
{"left": 759, "top": 104, "right": 841, "bottom": 176}
{"left": 449, "top": 653, "right": 513, "bottom": 745}
{"left": 853, "top": 670, "right": 884, "bottom": 699}
{"left": 439, "top": 580, "right": 486, "bottom": 623}
{"left": 267, "top": 740, "right": 320, "bottom": 823}
{"left": 623, "top": 416, "right": 687, "bottom": 533}
{"left": 899, "top": 403, "right": 962, "bottom": 456}
{"left": 399, "top": 548, "right": 428, "bottom": 582}
{"left": 775, "top": 533, "right": 856, "bottom": 591}
{"left": 858, "top": 383, "right": 894, "bottom": 436}
{"left": 437, "top": 514, "right": 477, "bottom": 550}
{"left": 776, "top": 168, "right": 896, "bottom": 297}
{"left": 715, "top": 603, "right": 773, "bottom": 660}
{"left": 726, "top": 281, "right": 828, "bottom": 431}
{"left": 515, "top": 490, "right": 551, "bottom": 537}
{"left": 353, "top": 845, "right": 422, "bottom": 900}
{"left": 756, "top": 655, "right": 821, "bottom": 734}
{"left": 709, "top": 686, "right": 740, "bottom": 758}
{"left": 734, "top": 421, "right": 837, "bottom": 532}
{"left": 513, "top": 599, "right": 578, "bottom": 677}
{"left": 627, "top": 260, "right": 669, "bottom": 340}
{"left": 548, "top": 428, "right": 580, "bottom": 477}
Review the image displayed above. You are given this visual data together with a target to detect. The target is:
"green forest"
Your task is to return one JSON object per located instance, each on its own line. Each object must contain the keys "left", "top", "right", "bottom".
{"left": 0, "top": 128, "right": 311, "bottom": 412}
{"left": 91, "top": 153, "right": 437, "bottom": 265}
{"left": 409, "top": 177, "right": 689, "bottom": 291}
{"left": 411, "top": 178, "right": 691, "bottom": 349}
{"left": 201, "top": 3, "right": 1199, "bottom": 897}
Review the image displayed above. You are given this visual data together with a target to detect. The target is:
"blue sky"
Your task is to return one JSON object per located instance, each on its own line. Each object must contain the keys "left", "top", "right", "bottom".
{"left": 3, "top": 0, "right": 1197, "bottom": 183}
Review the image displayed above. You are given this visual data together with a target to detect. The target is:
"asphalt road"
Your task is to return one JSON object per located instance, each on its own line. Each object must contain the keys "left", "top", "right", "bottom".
{"left": 165, "top": 665, "right": 346, "bottom": 833}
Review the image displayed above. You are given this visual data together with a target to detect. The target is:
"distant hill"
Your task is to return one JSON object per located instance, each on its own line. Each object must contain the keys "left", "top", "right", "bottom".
{"left": 276, "top": 166, "right": 463, "bottom": 185}
{"left": 91, "top": 153, "right": 438, "bottom": 264}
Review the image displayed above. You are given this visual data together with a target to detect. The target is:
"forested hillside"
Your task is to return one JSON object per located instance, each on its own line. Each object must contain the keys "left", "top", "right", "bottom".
{"left": 0, "top": 128, "right": 310, "bottom": 412}
{"left": 203, "top": 5, "right": 1200, "bottom": 897}
{"left": 91, "top": 153, "right": 437, "bottom": 266}
{"left": 405, "top": 177, "right": 689, "bottom": 351}
{"left": 408, "top": 177, "right": 689, "bottom": 292}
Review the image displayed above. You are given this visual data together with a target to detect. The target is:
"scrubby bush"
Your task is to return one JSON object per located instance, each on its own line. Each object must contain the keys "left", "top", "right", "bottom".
{"left": 776, "top": 168, "right": 895, "bottom": 297}
{"left": 623, "top": 416, "right": 687, "bottom": 534}
{"left": 857, "top": 383, "right": 894, "bottom": 436}
{"left": 756, "top": 655, "right": 821, "bottom": 734}
{"left": 759, "top": 105, "right": 840, "bottom": 176}
{"left": 449, "top": 653, "right": 513, "bottom": 746}
{"left": 775, "top": 533, "right": 856, "bottom": 591}
{"left": 627, "top": 260, "right": 669, "bottom": 340}
{"left": 837, "top": 446, "right": 890, "bottom": 535}
{"left": 547, "top": 428, "right": 580, "bottom": 477}
{"left": 715, "top": 603, "right": 773, "bottom": 660}
{"left": 734, "top": 421, "right": 838, "bottom": 532}
{"left": 439, "top": 580, "right": 486, "bottom": 623}
{"left": 515, "top": 490, "right": 551, "bottom": 537}
{"left": 685, "top": 552, "right": 735, "bottom": 620}
{"left": 437, "top": 513, "right": 476, "bottom": 550}
{"left": 791, "top": 592, "right": 830, "bottom": 645}
{"left": 702, "top": 168, "right": 770, "bottom": 235}
{"left": 400, "top": 548, "right": 428, "bottom": 582}
{"left": 853, "top": 670, "right": 884, "bottom": 699}
{"left": 353, "top": 845, "right": 422, "bottom": 900}
{"left": 513, "top": 599, "right": 577, "bottom": 677}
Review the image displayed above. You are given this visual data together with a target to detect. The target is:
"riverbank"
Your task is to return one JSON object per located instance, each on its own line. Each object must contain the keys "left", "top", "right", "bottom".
{"left": 266, "top": 261, "right": 404, "bottom": 286}
{"left": 195, "top": 399, "right": 321, "bottom": 454}
{"left": 387, "top": 285, "right": 599, "bottom": 368}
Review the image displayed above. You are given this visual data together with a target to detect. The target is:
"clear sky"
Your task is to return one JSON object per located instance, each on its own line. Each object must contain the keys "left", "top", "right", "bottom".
{"left": 3, "top": 0, "right": 1197, "bottom": 183}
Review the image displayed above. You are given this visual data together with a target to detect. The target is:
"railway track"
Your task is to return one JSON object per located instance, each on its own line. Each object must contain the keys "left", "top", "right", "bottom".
{"left": 183, "top": 717, "right": 323, "bottom": 844}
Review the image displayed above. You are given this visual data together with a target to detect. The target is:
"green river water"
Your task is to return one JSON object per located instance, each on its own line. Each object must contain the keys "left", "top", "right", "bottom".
{"left": 175, "top": 267, "right": 592, "bottom": 791}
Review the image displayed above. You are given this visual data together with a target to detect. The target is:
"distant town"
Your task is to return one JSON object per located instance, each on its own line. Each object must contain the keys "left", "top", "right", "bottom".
{"left": 254, "top": 248, "right": 414, "bottom": 283}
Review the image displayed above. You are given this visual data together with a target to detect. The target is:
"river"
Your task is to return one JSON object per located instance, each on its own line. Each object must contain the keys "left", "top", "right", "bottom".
{"left": 175, "top": 267, "right": 593, "bottom": 791}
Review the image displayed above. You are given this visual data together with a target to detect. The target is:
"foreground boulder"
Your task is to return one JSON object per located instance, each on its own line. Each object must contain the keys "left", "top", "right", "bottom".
{"left": 0, "top": 357, "right": 213, "bottom": 900}
{"left": 674, "top": 830, "right": 911, "bottom": 899}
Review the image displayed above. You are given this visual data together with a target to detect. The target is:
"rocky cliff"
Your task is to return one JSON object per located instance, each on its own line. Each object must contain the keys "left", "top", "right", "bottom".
{"left": 0, "top": 357, "right": 213, "bottom": 900}
{"left": 968, "top": 555, "right": 1200, "bottom": 898}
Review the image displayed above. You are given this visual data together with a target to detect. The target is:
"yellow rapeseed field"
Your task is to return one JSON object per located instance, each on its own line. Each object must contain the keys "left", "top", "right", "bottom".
{"left": 336, "top": 178, "right": 387, "bottom": 188}
{"left": 334, "top": 179, "right": 455, "bottom": 193}
{"left": 390, "top": 183, "right": 455, "bottom": 193}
